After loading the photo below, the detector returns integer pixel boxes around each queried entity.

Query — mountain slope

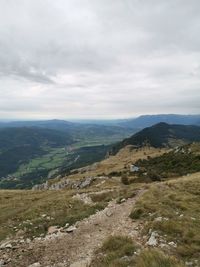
[111,122,200,154]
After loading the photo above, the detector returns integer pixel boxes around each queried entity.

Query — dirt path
[6,190,145,267]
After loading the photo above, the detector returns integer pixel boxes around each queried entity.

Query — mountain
[118,114,200,129]
[111,122,200,154]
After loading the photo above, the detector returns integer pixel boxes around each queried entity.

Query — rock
[120,198,126,203]
[78,177,94,189]
[70,258,91,267]
[73,193,93,205]
[64,223,69,228]
[185,262,193,266]
[146,232,158,246]
[65,226,77,233]
[47,226,59,235]
[0,260,5,267]
[28,263,41,267]
[155,217,163,222]
[168,241,177,247]
[5,244,12,249]
[106,210,113,217]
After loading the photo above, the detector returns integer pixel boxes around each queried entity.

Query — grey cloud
[0,0,199,119]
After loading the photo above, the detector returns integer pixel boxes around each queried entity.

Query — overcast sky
[0,0,200,120]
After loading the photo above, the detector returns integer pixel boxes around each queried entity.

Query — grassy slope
[0,189,105,241]
[91,236,184,267]
[130,172,200,263]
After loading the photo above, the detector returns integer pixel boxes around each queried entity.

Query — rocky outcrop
[32,176,109,191]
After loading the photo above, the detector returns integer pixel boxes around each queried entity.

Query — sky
[0,0,200,120]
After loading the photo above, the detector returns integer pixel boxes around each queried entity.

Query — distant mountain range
[0,114,199,130]
[111,122,200,154]
[117,114,200,129]
[0,119,134,143]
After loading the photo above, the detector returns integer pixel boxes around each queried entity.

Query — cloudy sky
[0,0,200,119]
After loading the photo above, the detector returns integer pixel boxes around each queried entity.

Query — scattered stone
[28,263,41,267]
[120,198,126,203]
[185,262,193,266]
[155,217,162,222]
[64,223,69,228]
[70,258,91,267]
[48,226,59,235]
[65,226,77,233]
[106,210,113,217]
[146,232,158,246]
[5,244,12,249]
[179,214,184,217]
[0,260,5,267]
[168,241,177,247]
[73,193,93,205]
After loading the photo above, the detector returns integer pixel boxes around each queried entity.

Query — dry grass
[65,146,168,180]
[0,189,105,241]
[135,249,184,267]
[130,172,200,263]
[90,235,138,267]
[90,236,184,267]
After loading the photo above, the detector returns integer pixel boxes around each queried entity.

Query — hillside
[111,123,200,155]
[0,171,199,266]
[0,127,73,151]
[0,127,74,187]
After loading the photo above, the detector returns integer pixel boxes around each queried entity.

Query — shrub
[130,207,144,219]
[121,175,129,185]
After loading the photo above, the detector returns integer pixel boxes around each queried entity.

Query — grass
[0,189,105,241]
[135,249,184,267]
[129,172,200,263]
[90,236,184,267]
[90,236,138,267]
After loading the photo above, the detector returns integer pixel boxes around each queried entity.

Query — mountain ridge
[111,122,200,155]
